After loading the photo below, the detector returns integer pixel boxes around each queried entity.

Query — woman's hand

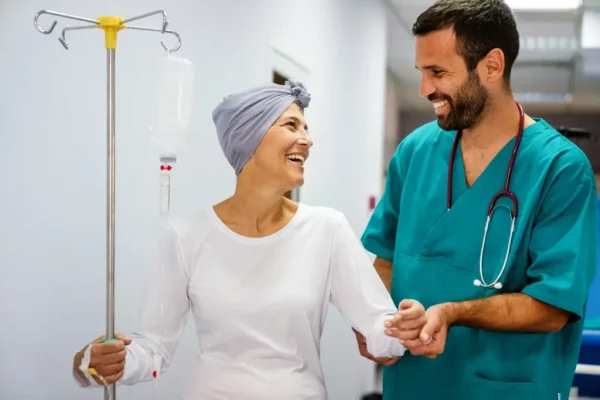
[73,333,131,385]
[353,328,400,366]
[401,304,449,359]
[384,299,427,343]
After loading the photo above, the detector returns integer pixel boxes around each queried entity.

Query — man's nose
[419,76,435,99]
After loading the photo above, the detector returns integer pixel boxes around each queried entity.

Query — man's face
[415,28,489,131]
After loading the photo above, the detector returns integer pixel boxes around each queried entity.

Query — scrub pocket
[468,373,536,400]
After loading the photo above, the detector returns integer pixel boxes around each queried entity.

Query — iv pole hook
[34,10,97,34]
[58,25,98,50]
[162,31,182,53]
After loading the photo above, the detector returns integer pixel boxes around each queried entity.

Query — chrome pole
[106,47,117,400]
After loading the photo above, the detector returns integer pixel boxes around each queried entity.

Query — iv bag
[151,55,195,155]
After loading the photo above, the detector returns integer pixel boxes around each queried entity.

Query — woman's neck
[214,178,297,237]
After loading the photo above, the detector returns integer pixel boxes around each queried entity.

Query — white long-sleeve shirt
[79,204,405,399]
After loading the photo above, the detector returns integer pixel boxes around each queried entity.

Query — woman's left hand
[384,299,427,342]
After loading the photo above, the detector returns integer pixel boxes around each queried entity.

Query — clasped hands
[354,300,449,365]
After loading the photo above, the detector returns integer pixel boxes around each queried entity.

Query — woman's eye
[286,122,296,128]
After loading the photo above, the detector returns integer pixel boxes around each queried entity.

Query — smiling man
[357,0,598,399]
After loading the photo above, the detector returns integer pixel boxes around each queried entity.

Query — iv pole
[33,9,183,400]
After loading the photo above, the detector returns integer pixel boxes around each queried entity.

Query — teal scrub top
[361,118,598,400]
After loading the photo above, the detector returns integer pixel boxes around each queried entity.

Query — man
[357,1,598,399]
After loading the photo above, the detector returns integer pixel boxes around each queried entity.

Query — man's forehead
[415,28,458,63]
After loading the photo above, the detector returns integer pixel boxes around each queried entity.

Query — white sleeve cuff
[365,314,407,358]
[73,344,104,388]
[72,368,91,388]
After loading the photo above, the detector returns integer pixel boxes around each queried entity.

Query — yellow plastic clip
[88,367,98,376]
[96,16,126,49]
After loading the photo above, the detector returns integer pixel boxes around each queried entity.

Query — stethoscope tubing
[446,102,525,289]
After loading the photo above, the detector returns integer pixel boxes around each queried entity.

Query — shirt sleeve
[522,175,598,322]
[361,148,404,261]
[114,219,191,386]
[330,214,406,358]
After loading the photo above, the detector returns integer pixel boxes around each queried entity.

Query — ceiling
[384,0,600,113]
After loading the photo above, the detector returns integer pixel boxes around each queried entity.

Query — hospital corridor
[2,0,600,399]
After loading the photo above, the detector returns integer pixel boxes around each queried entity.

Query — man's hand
[353,329,400,366]
[401,304,449,359]
[383,299,427,342]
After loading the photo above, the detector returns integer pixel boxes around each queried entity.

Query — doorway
[273,70,287,86]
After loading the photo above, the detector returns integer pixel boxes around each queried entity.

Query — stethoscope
[447,102,524,290]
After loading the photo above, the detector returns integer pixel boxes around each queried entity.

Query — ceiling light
[505,0,582,11]
[581,11,600,49]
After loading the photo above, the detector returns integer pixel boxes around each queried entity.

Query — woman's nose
[297,137,313,148]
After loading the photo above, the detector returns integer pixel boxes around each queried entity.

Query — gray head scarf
[212,80,311,175]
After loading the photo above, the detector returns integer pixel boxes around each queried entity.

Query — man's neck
[461,93,523,151]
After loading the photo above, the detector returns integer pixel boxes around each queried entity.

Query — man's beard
[430,72,489,131]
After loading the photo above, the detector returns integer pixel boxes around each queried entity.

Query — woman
[72,81,426,399]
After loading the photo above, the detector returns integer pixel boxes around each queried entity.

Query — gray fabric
[212,80,311,175]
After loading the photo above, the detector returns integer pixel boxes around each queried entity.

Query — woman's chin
[292,172,305,186]
[283,177,304,192]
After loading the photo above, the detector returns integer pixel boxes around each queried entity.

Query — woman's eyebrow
[287,116,308,131]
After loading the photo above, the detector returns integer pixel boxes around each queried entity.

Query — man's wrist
[439,302,459,326]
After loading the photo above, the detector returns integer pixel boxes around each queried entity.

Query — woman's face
[243,102,312,191]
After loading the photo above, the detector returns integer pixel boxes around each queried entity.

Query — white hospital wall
[0,0,388,399]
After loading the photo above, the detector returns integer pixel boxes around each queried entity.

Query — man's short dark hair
[412,0,520,86]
